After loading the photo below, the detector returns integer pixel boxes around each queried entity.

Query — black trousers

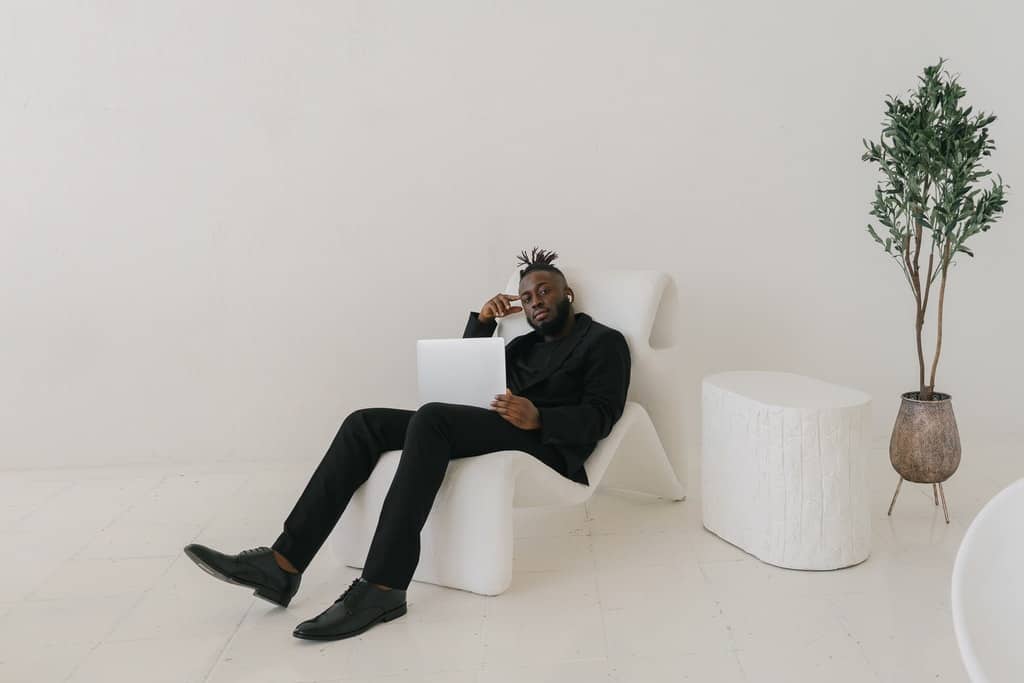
[271,401,573,590]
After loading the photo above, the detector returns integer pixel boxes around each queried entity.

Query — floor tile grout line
[834,611,886,683]
[583,500,615,677]
[0,457,310,476]
[478,503,594,673]
[695,557,750,676]
[728,649,750,681]
[17,475,171,601]
[2,480,76,530]
[69,468,257,566]
[60,549,186,682]
[187,470,261,543]
[202,600,256,683]
[67,472,173,563]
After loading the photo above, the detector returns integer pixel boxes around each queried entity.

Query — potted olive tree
[862,59,1008,523]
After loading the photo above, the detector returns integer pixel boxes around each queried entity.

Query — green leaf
[861,58,1006,279]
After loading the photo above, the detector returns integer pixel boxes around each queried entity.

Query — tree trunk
[928,242,952,397]
[916,308,928,399]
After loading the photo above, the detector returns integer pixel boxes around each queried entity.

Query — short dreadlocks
[517,247,566,283]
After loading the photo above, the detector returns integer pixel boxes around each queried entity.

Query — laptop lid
[416,338,506,410]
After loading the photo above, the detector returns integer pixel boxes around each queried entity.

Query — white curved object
[952,478,1024,683]
[701,371,872,570]
[328,268,685,595]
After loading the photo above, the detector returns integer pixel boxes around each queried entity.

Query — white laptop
[416,338,507,410]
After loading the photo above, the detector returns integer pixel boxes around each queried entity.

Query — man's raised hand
[491,388,541,430]
[478,293,523,323]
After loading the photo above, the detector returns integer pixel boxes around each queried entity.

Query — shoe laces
[238,546,270,556]
[334,578,363,604]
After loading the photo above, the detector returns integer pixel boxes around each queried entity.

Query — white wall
[2,0,1021,472]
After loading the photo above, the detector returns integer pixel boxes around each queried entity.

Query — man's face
[519,271,573,336]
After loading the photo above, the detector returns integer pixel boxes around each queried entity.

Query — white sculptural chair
[952,477,1024,682]
[327,268,685,595]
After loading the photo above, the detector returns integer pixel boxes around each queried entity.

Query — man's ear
[567,289,574,303]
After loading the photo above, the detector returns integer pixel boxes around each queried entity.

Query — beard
[530,295,573,336]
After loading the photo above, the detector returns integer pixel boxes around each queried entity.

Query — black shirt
[508,335,570,394]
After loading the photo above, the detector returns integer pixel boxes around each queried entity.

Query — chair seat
[329,401,683,594]
[362,448,591,508]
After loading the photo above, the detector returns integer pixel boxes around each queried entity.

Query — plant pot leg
[937,482,950,524]
[933,484,939,506]
[887,476,904,516]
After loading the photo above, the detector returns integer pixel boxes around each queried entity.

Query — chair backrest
[494,268,682,472]
[952,477,1024,682]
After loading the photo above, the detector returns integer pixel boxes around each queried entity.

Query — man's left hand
[491,388,541,430]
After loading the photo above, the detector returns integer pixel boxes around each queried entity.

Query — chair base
[329,402,684,595]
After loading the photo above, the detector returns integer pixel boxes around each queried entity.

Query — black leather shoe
[292,578,407,641]
[183,544,301,607]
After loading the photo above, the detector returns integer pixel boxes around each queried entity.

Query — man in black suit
[183,247,631,641]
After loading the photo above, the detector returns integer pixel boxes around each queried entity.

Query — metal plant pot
[886,391,962,523]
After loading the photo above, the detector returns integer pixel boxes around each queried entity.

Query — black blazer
[463,311,631,486]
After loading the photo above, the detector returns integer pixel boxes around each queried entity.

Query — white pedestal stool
[701,371,872,570]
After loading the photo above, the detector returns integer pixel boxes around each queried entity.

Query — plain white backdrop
[2,1,1021,472]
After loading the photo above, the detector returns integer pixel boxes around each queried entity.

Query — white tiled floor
[1,439,1018,682]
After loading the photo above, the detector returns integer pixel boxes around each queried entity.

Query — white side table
[701,371,872,570]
